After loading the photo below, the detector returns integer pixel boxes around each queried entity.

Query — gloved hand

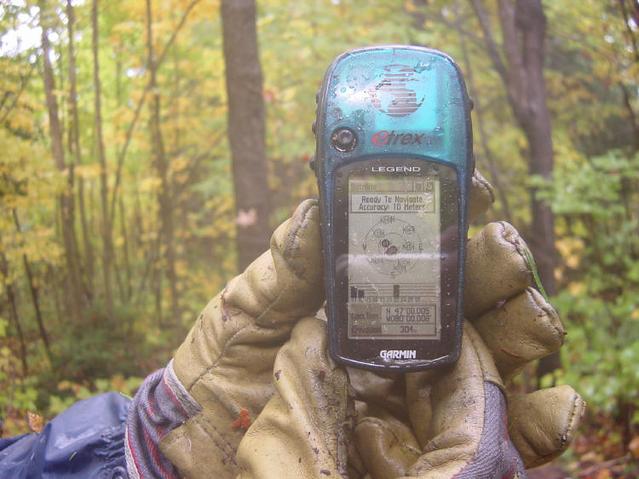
[139,170,584,479]
[155,198,325,477]
[232,172,585,479]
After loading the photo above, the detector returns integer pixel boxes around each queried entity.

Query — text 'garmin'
[379,350,417,360]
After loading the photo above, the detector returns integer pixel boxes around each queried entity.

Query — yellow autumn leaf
[27,411,44,433]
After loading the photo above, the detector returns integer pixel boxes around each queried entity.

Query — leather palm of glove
[160,171,585,479]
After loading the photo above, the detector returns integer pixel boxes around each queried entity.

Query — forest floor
[530,457,638,479]
[527,419,639,479]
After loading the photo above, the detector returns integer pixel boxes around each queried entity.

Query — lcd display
[348,172,441,339]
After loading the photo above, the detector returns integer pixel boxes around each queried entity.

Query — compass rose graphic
[363,215,423,277]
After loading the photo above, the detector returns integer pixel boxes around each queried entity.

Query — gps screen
[347,172,441,339]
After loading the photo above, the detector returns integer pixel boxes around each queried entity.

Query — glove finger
[358,325,533,479]
[354,414,421,479]
[236,316,353,479]
[468,168,495,222]
[162,200,324,479]
[508,386,585,469]
[472,287,565,381]
[464,221,539,319]
[225,198,323,326]
[404,324,526,478]
[173,199,323,395]
[347,367,406,421]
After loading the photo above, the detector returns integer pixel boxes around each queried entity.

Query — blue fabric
[0,392,130,479]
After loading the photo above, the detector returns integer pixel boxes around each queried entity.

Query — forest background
[1,0,638,477]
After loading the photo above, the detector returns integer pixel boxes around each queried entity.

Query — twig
[109,0,203,227]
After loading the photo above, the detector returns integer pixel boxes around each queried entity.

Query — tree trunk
[119,197,133,301]
[455,12,513,223]
[504,0,560,377]
[112,47,128,304]
[220,0,272,271]
[146,0,180,323]
[67,0,94,302]
[78,177,95,297]
[110,0,200,231]
[0,254,28,376]
[39,0,84,323]
[48,264,63,326]
[91,0,115,319]
[13,210,53,366]
[470,0,560,377]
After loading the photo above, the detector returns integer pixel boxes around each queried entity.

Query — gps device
[312,46,473,371]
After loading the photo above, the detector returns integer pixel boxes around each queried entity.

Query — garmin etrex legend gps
[312,46,474,371]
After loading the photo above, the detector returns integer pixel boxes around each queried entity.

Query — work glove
[140,170,583,478]
[155,198,324,477]
[233,172,585,479]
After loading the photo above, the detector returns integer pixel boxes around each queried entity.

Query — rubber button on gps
[331,128,357,152]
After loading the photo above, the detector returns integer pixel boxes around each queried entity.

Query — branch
[454,6,513,222]
[468,0,509,83]
[620,83,639,151]
[0,62,36,124]
[431,9,487,51]
[618,0,639,63]
[109,0,202,226]
[172,143,224,198]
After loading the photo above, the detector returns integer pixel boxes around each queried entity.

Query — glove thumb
[236,317,354,478]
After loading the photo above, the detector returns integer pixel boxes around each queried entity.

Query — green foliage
[47,376,143,416]
[0,317,38,435]
[536,152,639,419]
[50,304,151,382]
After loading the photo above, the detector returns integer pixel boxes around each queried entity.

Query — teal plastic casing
[314,45,473,371]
